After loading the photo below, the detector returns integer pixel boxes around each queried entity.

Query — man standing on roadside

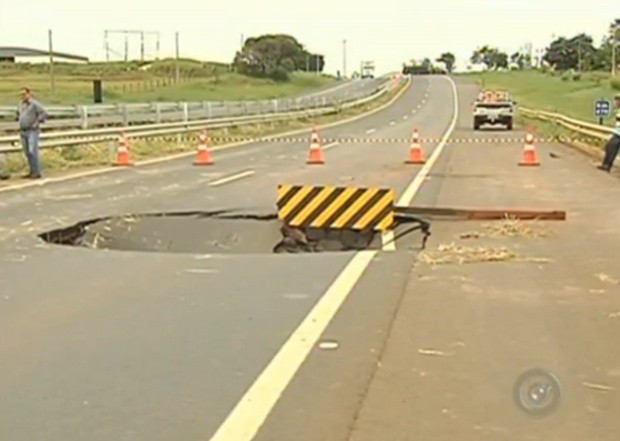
[18,87,46,179]
[598,93,620,172]
[0,153,9,180]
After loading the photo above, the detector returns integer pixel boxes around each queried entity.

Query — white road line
[208,170,255,187]
[381,76,459,251]
[403,115,408,120]
[411,109,416,114]
[398,77,459,206]
[365,128,376,134]
[208,251,377,441]
[323,142,340,150]
[207,76,458,441]
[381,230,396,251]
[389,121,396,126]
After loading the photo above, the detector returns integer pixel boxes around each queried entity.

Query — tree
[510,51,532,70]
[543,33,596,71]
[470,46,508,69]
[436,52,456,73]
[233,34,325,81]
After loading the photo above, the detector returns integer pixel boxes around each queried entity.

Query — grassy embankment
[465,70,619,142]
[0,59,336,104]
[0,72,402,179]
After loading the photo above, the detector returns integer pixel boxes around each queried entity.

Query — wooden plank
[394,206,566,221]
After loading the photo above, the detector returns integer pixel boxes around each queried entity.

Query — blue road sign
[595,99,611,118]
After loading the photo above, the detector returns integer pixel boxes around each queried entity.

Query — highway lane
[0,75,457,441]
[348,76,620,441]
[0,76,435,238]
[0,78,386,132]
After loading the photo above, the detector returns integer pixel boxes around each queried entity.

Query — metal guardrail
[0,77,405,154]
[519,107,614,140]
[0,79,386,130]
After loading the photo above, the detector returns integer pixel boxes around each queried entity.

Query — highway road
[0,77,386,132]
[1,75,619,441]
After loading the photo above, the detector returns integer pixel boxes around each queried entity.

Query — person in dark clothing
[0,153,9,180]
[17,87,47,179]
[598,94,620,172]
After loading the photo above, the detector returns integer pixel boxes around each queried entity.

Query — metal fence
[519,107,614,140]
[0,77,404,154]
[0,79,387,130]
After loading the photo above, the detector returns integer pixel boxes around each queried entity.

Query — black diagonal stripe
[343,190,389,229]
[303,187,346,226]
[367,201,395,231]
[277,185,302,210]
[322,189,367,227]
[283,186,324,224]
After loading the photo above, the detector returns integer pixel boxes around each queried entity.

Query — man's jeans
[20,129,41,176]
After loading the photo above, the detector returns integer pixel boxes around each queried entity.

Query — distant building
[0,47,89,64]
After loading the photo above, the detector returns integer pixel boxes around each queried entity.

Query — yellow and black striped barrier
[277,184,395,232]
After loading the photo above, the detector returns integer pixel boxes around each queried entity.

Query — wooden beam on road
[395,206,566,221]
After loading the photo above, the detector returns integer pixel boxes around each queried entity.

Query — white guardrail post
[79,106,88,130]
[182,102,189,123]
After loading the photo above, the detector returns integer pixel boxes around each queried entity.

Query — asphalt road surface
[2,75,619,441]
[0,77,386,132]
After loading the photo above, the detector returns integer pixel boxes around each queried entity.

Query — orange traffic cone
[519,131,540,166]
[306,128,325,164]
[405,128,426,164]
[193,129,214,165]
[114,131,133,166]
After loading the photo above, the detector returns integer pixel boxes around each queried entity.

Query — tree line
[403,19,619,74]
[232,34,325,81]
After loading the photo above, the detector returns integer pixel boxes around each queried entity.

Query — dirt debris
[418,243,518,265]
[457,216,549,240]
[595,273,619,285]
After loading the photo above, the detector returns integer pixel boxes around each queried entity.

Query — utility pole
[48,29,55,96]
[342,39,347,78]
[124,34,128,62]
[175,31,180,83]
[612,20,619,76]
[578,37,582,71]
[104,30,109,61]
[140,31,145,61]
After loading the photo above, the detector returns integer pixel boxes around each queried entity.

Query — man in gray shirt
[18,87,47,179]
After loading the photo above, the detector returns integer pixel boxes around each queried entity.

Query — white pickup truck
[473,90,516,131]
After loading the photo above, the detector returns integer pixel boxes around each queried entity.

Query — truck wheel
[507,120,513,130]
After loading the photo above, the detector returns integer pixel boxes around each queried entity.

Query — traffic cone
[193,129,214,165]
[518,131,540,166]
[114,131,133,166]
[306,128,325,164]
[405,128,426,164]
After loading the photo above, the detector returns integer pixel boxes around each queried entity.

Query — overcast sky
[0,0,616,74]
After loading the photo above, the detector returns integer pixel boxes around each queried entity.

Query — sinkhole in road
[38,210,385,254]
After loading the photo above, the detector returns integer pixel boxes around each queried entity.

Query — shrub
[612,78,620,91]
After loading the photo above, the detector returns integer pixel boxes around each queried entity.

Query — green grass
[468,70,618,124]
[0,59,336,105]
[0,80,407,179]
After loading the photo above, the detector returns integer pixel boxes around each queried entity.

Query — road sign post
[594,99,612,124]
